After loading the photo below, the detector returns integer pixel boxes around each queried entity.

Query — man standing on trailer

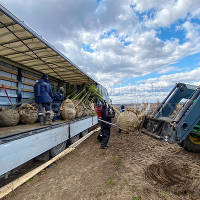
[52,87,65,120]
[100,104,115,149]
[34,74,53,125]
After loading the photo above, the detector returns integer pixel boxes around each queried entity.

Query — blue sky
[1,0,200,103]
[157,22,187,44]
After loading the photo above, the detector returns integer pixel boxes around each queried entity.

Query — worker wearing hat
[52,86,65,120]
[34,74,53,125]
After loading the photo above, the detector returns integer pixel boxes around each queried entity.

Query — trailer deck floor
[3,127,200,200]
[0,121,65,139]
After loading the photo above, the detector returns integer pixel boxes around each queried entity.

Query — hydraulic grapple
[140,83,200,152]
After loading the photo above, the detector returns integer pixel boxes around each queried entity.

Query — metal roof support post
[17,68,22,103]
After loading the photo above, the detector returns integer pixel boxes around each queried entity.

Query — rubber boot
[38,115,44,126]
[45,113,52,125]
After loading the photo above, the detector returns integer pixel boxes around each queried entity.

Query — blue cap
[42,74,48,79]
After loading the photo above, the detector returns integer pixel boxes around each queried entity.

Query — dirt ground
[3,126,200,200]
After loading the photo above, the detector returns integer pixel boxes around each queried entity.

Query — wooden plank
[0,84,17,90]
[0,57,42,81]
[0,147,75,199]
[22,73,38,81]
[0,127,100,199]
[22,88,33,92]
[0,75,17,83]
[0,66,36,87]
[22,81,34,87]
[0,66,18,75]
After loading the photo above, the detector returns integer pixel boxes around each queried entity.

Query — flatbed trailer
[0,116,98,177]
[0,5,110,181]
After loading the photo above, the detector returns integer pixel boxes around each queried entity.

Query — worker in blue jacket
[52,87,65,121]
[34,74,53,125]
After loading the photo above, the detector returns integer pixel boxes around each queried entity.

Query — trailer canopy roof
[0,5,96,84]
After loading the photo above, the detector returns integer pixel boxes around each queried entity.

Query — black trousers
[38,103,51,115]
[101,127,111,147]
[52,102,62,120]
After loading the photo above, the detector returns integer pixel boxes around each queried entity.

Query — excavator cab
[140,83,200,152]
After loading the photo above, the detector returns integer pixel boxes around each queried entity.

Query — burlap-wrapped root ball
[75,105,84,118]
[61,108,76,120]
[72,100,79,108]
[90,103,95,112]
[61,99,75,108]
[19,104,38,124]
[80,103,88,117]
[84,108,91,116]
[90,102,97,115]
[72,100,83,118]
[117,111,140,132]
[60,99,76,120]
[0,108,20,127]
[88,105,94,116]
[134,110,144,125]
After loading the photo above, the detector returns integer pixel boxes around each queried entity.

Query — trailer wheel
[70,134,80,144]
[81,129,88,137]
[182,134,200,153]
[50,141,67,157]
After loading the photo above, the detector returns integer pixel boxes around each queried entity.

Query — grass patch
[69,148,77,154]
[26,177,34,183]
[162,191,169,199]
[132,196,141,200]
[107,178,115,186]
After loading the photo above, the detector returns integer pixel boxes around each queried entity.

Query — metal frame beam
[16,54,59,63]
[52,76,86,80]
[53,76,88,81]
[0,28,25,38]
[26,62,72,68]
[0,6,96,84]
[0,21,16,28]
[47,69,80,75]
[58,74,85,78]
[1,21,64,80]
[17,68,22,103]
[0,47,48,56]
[0,36,35,46]
[28,64,81,76]
[22,60,67,65]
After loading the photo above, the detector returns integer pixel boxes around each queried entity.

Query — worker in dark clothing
[34,74,53,125]
[52,87,65,121]
[97,101,104,142]
[119,104,125,133]
[100,104,115,149]
[97,100,107,142]
[120,104,125,113]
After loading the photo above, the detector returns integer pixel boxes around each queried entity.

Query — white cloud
[59,20,200,88]
[110,67,200,103]
[145,0,200,27]
[132,0,167,12]
[1,0,200,104]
